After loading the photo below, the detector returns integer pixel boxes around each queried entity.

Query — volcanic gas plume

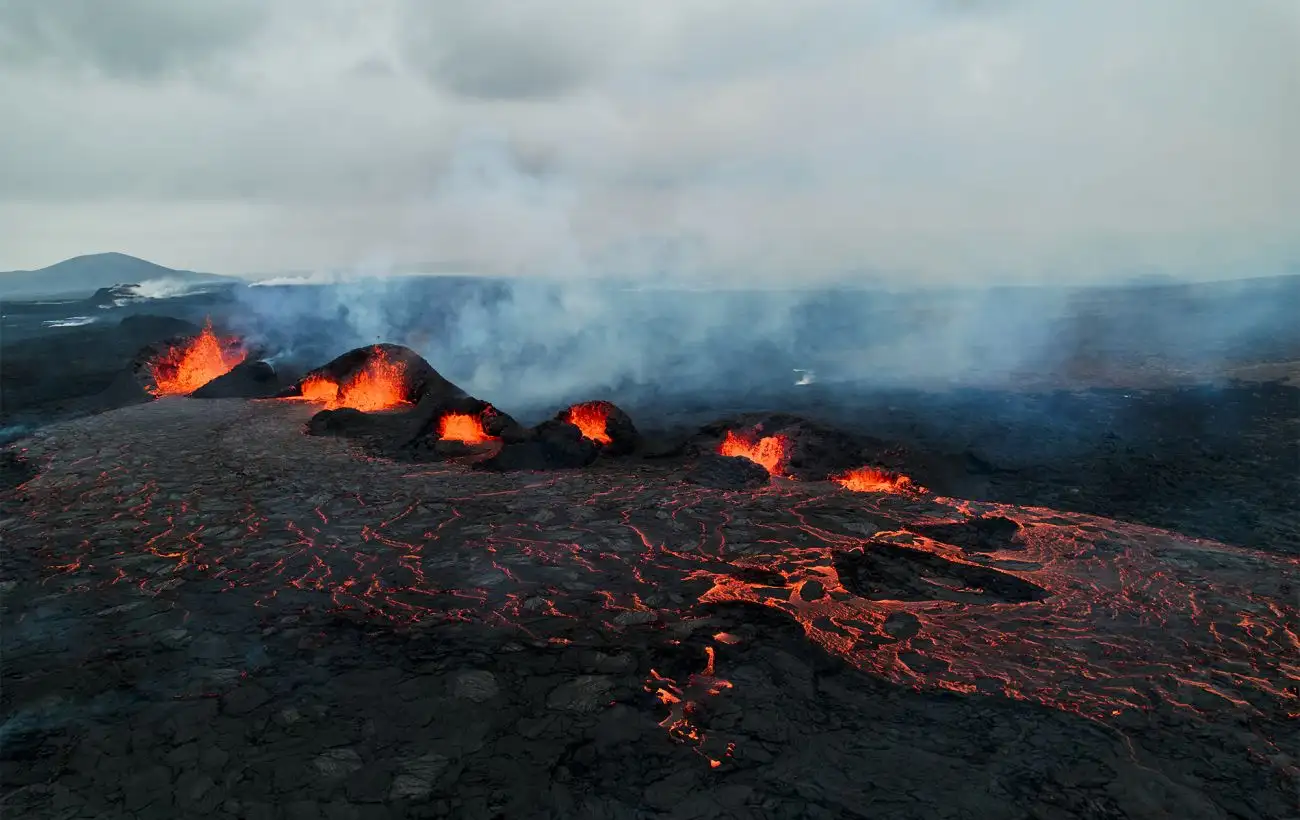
[147,322,246,397]
[564,402,613,445]
[718,429,789,476]
[298,348,409,412]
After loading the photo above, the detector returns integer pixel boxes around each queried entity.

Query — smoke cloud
[227,134,1297,418]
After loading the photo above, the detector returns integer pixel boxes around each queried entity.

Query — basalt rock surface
[190,360,283,399]
[685,454,772,489]
[477,418,599,472]
[2,398,1295,819]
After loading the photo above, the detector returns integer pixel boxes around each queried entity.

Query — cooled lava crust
[2,397,1296,818]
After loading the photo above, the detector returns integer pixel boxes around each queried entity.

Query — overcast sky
[1,0,1297,282]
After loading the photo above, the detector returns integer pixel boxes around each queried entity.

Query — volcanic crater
[2,338,1297,819]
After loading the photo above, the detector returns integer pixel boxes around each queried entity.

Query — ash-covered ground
[2,277,1298,819]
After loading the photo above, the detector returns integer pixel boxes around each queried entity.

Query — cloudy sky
[1,0,1297,283]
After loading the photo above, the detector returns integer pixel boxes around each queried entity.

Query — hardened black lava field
[1,280,1298,819]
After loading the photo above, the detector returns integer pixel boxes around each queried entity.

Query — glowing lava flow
[147,322,245,396]
[718,430,788,475]
[564,403,613,445]
[438,413,496,444]
[835,466,919,494]
[297,349,409,412]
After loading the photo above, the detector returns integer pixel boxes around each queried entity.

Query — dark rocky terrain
[1,275,1298,818]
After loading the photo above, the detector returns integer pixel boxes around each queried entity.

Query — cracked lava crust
[1,398,1297,819]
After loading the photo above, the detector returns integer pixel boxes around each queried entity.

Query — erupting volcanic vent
[146,321,245,396]
[564,402,612,445]
[438,412,497,444]
[554,400,638,456]
[835,466,919,494]
[718,429,789,476]
[298,347,408,412]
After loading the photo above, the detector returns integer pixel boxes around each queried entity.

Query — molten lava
[148,322,246,396]
[834,466,917,494]
[718,430,788,476]
[564,402,613,445]
[438,412,496,444]
[299,375,341,405]
[297,349,409,412]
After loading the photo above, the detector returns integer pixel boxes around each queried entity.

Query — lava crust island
[1,355,1297,818]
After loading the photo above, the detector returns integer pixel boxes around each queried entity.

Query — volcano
[145,321,246,396]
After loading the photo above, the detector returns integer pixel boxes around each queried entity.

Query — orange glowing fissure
[438,412,497,444]
[297,350,409,412]
[148,322,246,396]
[718,430,788,476]
[565,403,613,445]
[834,466,918,494]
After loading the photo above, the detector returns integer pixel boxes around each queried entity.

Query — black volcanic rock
[912,515,1024,553]
[191,361,282,399]
[305,408,427,448]
[686,454,771,489]
[555,400,639,456]
[477,419,599,472]
[118,314,200,340]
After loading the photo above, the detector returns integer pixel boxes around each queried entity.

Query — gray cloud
[0,0,270,80]
[0,0,1296,282]
[397,0,626,100]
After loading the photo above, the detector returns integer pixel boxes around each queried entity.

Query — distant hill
[0,253,237,299]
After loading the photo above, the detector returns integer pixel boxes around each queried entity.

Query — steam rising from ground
[226,132,1297,415]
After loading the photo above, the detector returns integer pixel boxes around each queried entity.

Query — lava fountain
[834,467,919,494]
[718,430,789,476]
[438,412,497,444]
[298,348,409,412]
[148,322,246,396]
[564,402,613,445]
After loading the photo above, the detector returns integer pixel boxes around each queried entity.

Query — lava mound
[696,413,887,481]
[99,322,252,408]
[404,397,527,461]
[833,539,1048,604]
[191,361,284,399]
[555,401,639,455]
[282,344,462,410]
[473,400,641,472]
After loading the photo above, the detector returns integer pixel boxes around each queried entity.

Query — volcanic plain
[2,278,1299,819]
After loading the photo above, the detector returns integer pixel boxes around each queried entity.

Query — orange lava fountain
[718,430,788,476]
[834,466,918,494]
[438,412,496,444]
[297,349,409,412]
[148,322,246,396]
[564,403,613,445]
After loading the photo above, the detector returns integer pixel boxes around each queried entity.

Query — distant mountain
[0,252,237,299]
